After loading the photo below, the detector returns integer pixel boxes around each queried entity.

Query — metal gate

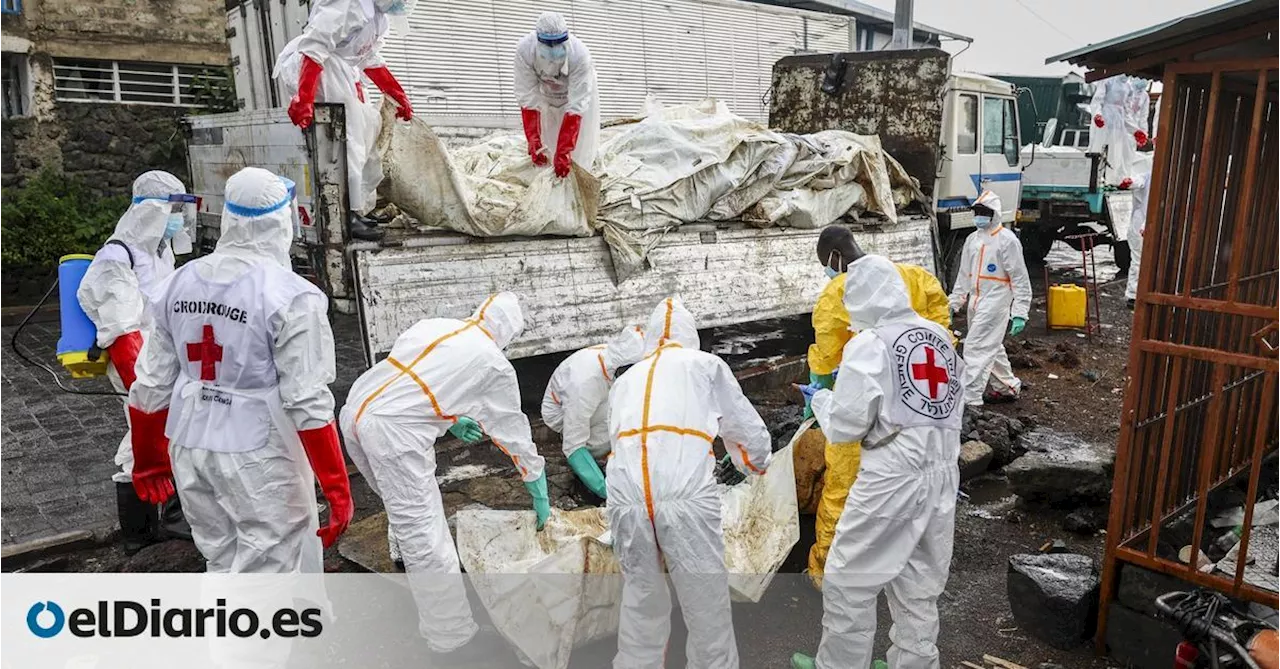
[1099,56,1280,639]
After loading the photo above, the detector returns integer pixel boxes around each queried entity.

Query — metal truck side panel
[353,219,937,362]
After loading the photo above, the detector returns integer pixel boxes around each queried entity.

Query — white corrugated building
[229,0,970,124]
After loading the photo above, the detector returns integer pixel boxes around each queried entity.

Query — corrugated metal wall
[376,0,854,124]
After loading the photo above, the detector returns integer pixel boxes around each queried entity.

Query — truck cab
[935,73,1023,227]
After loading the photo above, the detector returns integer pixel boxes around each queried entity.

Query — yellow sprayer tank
[1047,284,1087,329]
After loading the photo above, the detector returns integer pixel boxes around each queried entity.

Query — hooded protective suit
[806,255,963,669]
[1125,165,1154,302]
[606,297,772,669]
[805,262,951,587]
[274,0,415,215]
[1089,75,1149,185]
[542,325,646,460]
[338,292,544,652]
[514,11,601,176]
[948,191,1032,405]
[128,167,349,574]
[78,171,189,484]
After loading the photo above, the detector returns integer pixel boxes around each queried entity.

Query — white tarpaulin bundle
[455,440,799,669]
[377,98,919,279]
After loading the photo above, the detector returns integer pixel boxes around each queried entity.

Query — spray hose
[8,275,128,398]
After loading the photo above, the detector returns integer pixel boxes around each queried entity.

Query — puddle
[963,475,1015,506]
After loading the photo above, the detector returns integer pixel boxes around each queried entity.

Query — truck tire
[1019,223,1054,266]
[1113,241,1131,274]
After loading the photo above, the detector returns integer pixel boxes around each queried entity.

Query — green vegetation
[1,169,129,268]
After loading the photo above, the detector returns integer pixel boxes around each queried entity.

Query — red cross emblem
[910,346,950,399]
[186,324,223,381]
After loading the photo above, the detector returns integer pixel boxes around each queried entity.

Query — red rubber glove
[553,112,583,178]
[521,108,548,166]
[298,422,353,548]
[364,66,412,121]
[1118,177,1133,189]
[288,56,324,129]
[129,406,175,504]
[1134,129,1149,147]
[107,330,143,391]
[1094,113,1105,128]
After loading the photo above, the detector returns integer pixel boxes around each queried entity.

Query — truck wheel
[1019,224,1054,266]
[1113,241,1131,274]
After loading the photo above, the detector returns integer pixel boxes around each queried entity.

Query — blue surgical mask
[824,266,839,279]
[381,0,407,15]
[973,215,994,229]
[164,213,185,240]
[537,43,567,62]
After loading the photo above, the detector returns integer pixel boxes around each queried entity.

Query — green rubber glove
[567,448,607,499]
[1009,316,1027,337]
[448,416,483,443]
[802,372,835,419]
[790,653,815,669]
[524,472,551,530]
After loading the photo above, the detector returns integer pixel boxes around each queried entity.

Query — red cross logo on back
[186,324,223,381]
[910,346,949,399]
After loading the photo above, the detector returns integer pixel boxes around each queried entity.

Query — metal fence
[1098,56,1280,640]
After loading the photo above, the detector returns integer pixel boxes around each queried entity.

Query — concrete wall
[10,0,226,65]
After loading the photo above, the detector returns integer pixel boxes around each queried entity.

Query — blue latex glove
[524,472,551,530]
[1009,316,1027,337]
[567,448,607,499]
[448,416,484,443]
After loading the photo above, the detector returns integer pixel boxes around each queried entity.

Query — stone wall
[2,101,189,195]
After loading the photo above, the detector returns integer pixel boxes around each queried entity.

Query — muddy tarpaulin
[376,98,920,281]
[454,439,799,669]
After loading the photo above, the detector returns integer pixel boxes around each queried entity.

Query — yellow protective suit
[806,263,951,588]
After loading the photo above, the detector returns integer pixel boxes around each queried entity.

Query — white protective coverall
[130,167,336,574]
[338,292,545,652]
[809,255,963,668]
[1125,166,1154,301]
[1089,75,1149,185]
[948,191,1032,406]
[274,0,395,214]
[606,297,772,669]
[513,13,601,171]
[541,326,645,460]
[79,171,188,483]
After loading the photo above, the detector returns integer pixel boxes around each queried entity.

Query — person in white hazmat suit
[1089,75,1150,185]
[790,255,964,669]
[78,171,195,554]
[1124,164,1154,308]
[127,167,353,574]
[275,0,418,242]
[514,11,601,178]
[338,292,548,653]
[948,190,1032,406]
[540,325,646,499]
[607,297,773,669]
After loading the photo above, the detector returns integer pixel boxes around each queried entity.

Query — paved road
[1,313,369,547]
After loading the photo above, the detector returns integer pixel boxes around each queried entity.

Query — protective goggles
[536,32,569,46]
[133,192,202,213]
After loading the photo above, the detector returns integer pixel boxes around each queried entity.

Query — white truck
[183,103,938,366]
[769,49,1026,285]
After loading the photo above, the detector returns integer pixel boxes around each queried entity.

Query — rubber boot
[348,212,385,242]
[160,493,192,541]
[116,481,157,556]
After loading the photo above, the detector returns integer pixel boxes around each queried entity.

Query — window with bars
[1,0,21,15]
[53,59,221,107]
[3,53,29,118]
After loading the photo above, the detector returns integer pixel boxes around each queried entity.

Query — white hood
[470,291,524,350]
[111,170,187,252]
[643,297,699,354]
[603,325,646,370]
[842,255,916,331]
[215,167,296,268]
